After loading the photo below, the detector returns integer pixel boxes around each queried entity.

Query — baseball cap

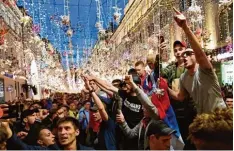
[22,109,39,119]
[90,104,99,112]
[146,120,176,136]
[173,40,187,48]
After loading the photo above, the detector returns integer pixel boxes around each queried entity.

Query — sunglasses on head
[183,51,194,57]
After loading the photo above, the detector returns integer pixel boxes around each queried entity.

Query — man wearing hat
[14,109,39,135]
[161,40,186,90]
[83,77,117,150]
[161,40,197,150]
[115,75,184,150]
[168,8,226,114]
[84,71,143,150]
[147,120,176,150]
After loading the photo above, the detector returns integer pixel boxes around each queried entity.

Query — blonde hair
[146,55,155,63]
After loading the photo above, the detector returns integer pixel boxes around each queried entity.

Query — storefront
[0,74,26,103]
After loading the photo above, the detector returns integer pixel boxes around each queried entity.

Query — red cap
[173,40,187,48]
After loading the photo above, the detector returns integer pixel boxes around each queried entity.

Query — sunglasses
[182,51,194,57]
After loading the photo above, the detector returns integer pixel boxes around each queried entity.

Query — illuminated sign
[217,52,233,60]
[221,60,233,84]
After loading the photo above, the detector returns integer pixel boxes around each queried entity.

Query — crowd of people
[0,8,233,150]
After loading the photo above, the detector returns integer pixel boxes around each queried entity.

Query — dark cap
[147,120,176,136]
[22,109,39,119]
[173,40,187,48]
[21,109,39,122]
[128,68,137,75]
[90,104,98,112]
[132,74,141,85]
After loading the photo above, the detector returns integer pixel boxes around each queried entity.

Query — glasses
[182,51,194,57]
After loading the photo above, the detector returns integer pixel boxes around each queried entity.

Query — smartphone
[160,35,164,44]
[1,104,23,119]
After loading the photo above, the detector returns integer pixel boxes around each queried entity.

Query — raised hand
[0,120,13,139]
[83,77,92,92]
[84,73,96,81]
[173,7,188,29]
[124,75,134,85]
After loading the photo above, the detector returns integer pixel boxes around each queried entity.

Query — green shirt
[161,62,185,88]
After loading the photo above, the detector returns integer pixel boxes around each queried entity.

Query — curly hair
[188,108,233,149]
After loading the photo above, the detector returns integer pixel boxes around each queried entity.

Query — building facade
[0,0,25,103]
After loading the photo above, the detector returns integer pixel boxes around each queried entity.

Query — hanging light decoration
[219,0,232,5]
[95,21,103,29]
[61,15,70,26]
[113,6,122,24]
[32,24,41,34]
[187,0,203,23]
[20,16,32,26]
[66,29,73,37]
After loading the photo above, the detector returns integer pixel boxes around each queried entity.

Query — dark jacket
[7,134,59,150]
[7,134,94,150]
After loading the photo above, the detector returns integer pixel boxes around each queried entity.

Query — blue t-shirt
[78,110,89,130]
[98,118,116,150]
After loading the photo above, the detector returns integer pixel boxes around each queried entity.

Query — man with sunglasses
[161,43,197,149]
[168,8,226,114]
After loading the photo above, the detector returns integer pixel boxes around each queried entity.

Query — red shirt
[140,71,147,87]
[89,111,101,132]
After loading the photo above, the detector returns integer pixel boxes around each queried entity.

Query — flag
[151,77,185,150]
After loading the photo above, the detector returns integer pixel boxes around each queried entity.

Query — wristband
[90,89,95,93]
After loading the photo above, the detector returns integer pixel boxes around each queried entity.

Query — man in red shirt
[135,61,147,87]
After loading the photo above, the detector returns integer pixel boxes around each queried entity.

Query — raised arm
[85,75,119,93]
[96,82,114,97]
[83,77,108,121]
[173,7,213,69]
[125,75,159,120]
[1,122,58,150]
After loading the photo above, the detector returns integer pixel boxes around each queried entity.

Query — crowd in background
[0,8,233,150]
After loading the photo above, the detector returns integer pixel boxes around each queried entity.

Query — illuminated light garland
[61,15,70,26]
[20,16,32,26]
